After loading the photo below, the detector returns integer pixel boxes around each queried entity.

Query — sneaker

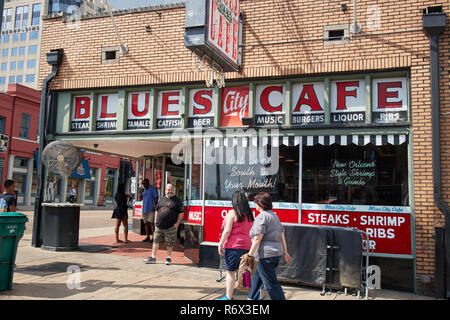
[142,238,150,243]
[215,295,232,300]
[143,256,156,264]
[166,257,172,265]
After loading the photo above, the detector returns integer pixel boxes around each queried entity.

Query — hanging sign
[96,94,118,131]
[188,88,215,128]
[156,90,182,129]
[206,0,241,70]
[372,78,408,124]
[330,79,366,125]
[220,86,249,127]
[254,84,285,126]
[291,82,325,126]
[127,92,151,129]
[71,95,91,131]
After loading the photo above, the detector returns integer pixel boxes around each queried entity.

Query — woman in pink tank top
[216,190,254,300]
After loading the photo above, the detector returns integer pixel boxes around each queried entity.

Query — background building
[0,0,99,92]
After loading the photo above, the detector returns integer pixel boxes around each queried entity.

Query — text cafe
[65,71,413,287]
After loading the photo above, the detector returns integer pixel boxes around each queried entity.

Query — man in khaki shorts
[143,184,184,265]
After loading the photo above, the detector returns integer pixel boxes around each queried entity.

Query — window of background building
[49,0,82,15]
[2,8,13,30]
[84,168,97,205]
[0,77,5,85]
[302,143,409,206]
[27,59,36,68]
[28,45,37,54]
[2,49,8,57]
[32,4,41,26]
[20,113,30,139]
[29,31,39,40]
[1,63,6,71]
[17,61,24,69]
[12,33,19,42]
[105,169,116,202]
[15,6,22,29]
[0,117,5,134]
[18,47,25,56]
[2,34,9,43]
[12,172,26,205]
[20,32,27,41]
[26,74,35,83]
[11,47,17,56]
[8,75,15,84]
[22,6,29,27]
[16,75,23,83]
[10,61,16,70]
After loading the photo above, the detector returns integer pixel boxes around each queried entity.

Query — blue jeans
[248,256,286,300]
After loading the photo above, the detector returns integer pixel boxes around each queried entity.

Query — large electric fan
[42,141,83,176]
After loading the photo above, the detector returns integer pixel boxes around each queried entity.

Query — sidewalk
[0,210,437,301]
[0,228,436,301]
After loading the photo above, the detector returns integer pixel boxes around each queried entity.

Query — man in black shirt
[143,184,183,265]
[0,180,17,212]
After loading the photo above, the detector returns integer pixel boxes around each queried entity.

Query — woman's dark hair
[117,183,125,195]
[232,190,254,223]
[254,192,273,211]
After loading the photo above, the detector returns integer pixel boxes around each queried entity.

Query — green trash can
[0,212,28,291]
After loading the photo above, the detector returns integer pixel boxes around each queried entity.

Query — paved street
[0,210,436,301]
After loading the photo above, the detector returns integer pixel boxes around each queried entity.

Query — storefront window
[302,143,409,206]
[190,140,203,200]
[204,143,298,202]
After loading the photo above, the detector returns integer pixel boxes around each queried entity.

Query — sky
[108,0,185,10]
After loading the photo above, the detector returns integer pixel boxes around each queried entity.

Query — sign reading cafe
[69,76,409,132]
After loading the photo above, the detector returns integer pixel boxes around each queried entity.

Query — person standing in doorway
[143,184,183,265]
[111,183,130,244]
[0,179,17,212]
[141,178,159,242]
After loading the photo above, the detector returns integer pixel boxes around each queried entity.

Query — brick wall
[38,1,450,295]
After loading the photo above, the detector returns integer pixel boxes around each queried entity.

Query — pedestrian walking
[111,183,130,244]
[216,190,254,300]
[140,178,159,242]
[247,192,292,300]
[143,184,183,265]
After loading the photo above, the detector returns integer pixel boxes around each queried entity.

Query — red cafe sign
[220,86,249,127]
[207,0,240,68]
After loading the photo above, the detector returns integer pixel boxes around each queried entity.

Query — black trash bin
[41,203,83,251]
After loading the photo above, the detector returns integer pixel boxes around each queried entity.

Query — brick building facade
[38,1,449,296]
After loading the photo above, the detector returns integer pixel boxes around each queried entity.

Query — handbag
[235,253,258,292]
